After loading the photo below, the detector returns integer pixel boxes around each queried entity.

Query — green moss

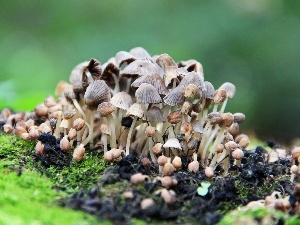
[36,151,108,193]
[0,133,35,162]
[0,161,104,225]
[218,207,299,225]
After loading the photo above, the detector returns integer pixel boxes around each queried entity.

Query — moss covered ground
[0,133,299,225]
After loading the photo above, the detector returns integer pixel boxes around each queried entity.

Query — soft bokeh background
[0,0,299,144]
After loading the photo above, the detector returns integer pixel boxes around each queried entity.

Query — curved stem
[125,117,137,155]
[72,99,86,120]
[81,122,92,146]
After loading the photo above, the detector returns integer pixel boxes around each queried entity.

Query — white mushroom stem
[81,122,92,146]
[108,113,117,148]
[125,78,132,93]
[72,99,86,120]
[197,122,212,157]
[125,116,137,155]
[111,73,120,94]
[209,126,226,161]
[201,126,219,165]
[168,125,176,139]
[101,134,108,154]
[219,98,228,113]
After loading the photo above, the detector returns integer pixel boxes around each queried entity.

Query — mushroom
[125,103,144,155]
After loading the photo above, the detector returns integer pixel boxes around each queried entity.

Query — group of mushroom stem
[2,46,298,180]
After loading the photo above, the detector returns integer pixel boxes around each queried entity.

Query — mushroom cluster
[0,47,259,178]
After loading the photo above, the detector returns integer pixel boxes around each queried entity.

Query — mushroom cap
[120,59,164,78]
[131,73,169,96]
[163,85,185,106]
[110,91,133,110]
[164,66,186,87]
[97,102,116,117]
[84,58,102,80]
[233,113,246,124]
[63,85,76,102]
[63,109,76,119]
[191,120,204,133]
[100,58,120,85]
[126,103,144,118]
[129,47,151,59]
[115,51,136,67]
[178,59,203,74]
[135,83,162,104]
[180,71,204,89]
[167,109,182,124]
[163,137,182,150]
[84,80,111,109]
[184,84,201,99]
[156,53,176,70]
[69,61,89,93]
[219,82,236,99]
[202,81,215,99]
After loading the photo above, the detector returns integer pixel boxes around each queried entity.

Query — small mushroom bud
[167,109,182,124]
[188,153,199,173]
[104,150,113,162]
[235,134,248,144]
[73,118,85,131]
[28,126,40,140]
[172,156,182,169]
[34,103,48,117]
[205,166,214,178]
[268,150,279,163]
[25,119,35,130]
[225,141,238,151]
[228,123,239,137]
[3,124,13,133]
[232,148,244,160]
[160,188,176,204]
[44,95,57,108]
[20,132,30,140]
[73,144,85,161]
[130,173,149,185]
[111,148,123,159]
[291,147,300,159]
[163,158,175,176]
[145,126,156,137]
[215,144,224,154]
[238,136,250,149]
[152,143,163,155]
[157,176,178,189]
[35,141,44,155]
[122,191,134,200]
[233,113,246,124]
[14,126,27,136]
[291,165,299,174]
[68,128,77,140]
[60,136,71,152]
[157,155,168,166]
[141,198,155,210]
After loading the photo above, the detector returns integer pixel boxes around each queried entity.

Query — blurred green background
[0,0,299,144]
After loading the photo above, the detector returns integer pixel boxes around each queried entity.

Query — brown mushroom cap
[219,82,236,99]
[97,102,116,117]
[156,53,176,70]
[84,80,111,109]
